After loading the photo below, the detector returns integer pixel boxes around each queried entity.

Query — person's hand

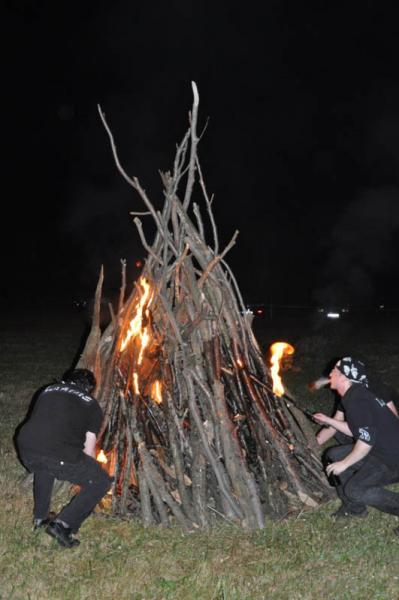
[326,461,347,476]
[312,412,329,424]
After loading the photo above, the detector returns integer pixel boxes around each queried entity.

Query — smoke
[314,187,399,306]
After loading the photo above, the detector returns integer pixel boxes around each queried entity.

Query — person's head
[329,357,368,396]
[63,369,96,394]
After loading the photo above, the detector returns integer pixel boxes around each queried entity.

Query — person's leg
[334,431,353,445]
[20,454,55,523]
[324,444,368,515]
[55,455,112,533]
[344,456,399,516]
[33,470,55,521]
[324,443,354,464]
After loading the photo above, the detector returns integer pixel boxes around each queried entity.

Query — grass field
[0,307,398,599]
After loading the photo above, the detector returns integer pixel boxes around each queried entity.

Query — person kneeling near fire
[313,357,399,534]
[16,369,112,548]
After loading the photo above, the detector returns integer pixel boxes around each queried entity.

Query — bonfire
[77,83,333,530]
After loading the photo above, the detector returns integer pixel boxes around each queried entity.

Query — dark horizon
[3,2,399,309]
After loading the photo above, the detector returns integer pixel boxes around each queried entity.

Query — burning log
[77,82,333,530]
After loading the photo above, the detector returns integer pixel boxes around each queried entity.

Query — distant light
[326,312,340,319]
[256,309,263,315]
[135,260,143,268]
[379,304,385,310]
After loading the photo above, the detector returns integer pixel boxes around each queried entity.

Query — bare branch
[97,104,162,232]
[133,217,164,266]
[196,157,219,254]
[118,258,127,315]
[182,82,200,210]
[197,230,239,289]
[193,203,205,241]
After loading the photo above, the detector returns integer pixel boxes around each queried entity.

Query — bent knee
[95,471,112,489]
[325,447,339,462]
[86,470,113,493]
[344,479,366,502]
[104,474,113,492]
[325,444,351,462]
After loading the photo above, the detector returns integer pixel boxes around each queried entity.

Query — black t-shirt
[368,378,399,410]
[342,383,399,466]
[336,378,399,412]
[17,382,103,463]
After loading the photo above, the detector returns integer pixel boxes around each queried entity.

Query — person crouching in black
[313,357,399,535]
[16,368,112,548]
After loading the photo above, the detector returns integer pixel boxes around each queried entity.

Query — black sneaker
[45,521,80,548]
[33,518,50,530]
[33,512,56,530]
[332,504,368,519]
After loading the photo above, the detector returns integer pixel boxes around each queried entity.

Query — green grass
[0,309,398,599]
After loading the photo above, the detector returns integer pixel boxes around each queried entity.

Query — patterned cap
[335,357,368,386]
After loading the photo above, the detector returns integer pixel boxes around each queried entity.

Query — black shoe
[33,512,56,530]
[332,504,368,519]
[45,521,80,548]
[33,518,50,530]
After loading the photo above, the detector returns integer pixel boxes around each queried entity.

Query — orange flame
[132,372,140,395]
[151,380,162,404]
[269,342,294,397]
[137,327,150,365]
[97,449,108,464]
[120,277,153,352]
[96,450,113,500]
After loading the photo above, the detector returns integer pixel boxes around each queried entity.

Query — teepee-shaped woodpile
[77,83,332,530]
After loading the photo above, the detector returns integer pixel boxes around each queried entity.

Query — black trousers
[21,453,112,533]
[325,443,399,516]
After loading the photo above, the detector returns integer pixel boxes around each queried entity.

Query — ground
[0,305,398,599]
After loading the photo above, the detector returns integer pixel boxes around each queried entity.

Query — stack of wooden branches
[77,83,333,530]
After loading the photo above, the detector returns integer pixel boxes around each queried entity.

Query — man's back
[17,383,102,463]
[343,383,399,466]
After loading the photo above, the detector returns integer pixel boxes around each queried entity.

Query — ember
[96,449,108,464]
[151,380,162,404]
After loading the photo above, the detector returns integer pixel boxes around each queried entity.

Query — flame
[269,342,294,397]
[151,380,162,404]
[120,277,153,352]
[137,326,150,365]
[133,372,140,395]
[97,449,108,464]
[119,277,165,407]
[96,450,113,503]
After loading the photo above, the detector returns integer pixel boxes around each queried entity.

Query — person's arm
[313,410,353,437]
[83,431,97,458]
[315,410,347,445]
[326,439,372,475]
[387,401,398,418]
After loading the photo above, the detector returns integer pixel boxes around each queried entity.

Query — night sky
[3,1,399,309]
